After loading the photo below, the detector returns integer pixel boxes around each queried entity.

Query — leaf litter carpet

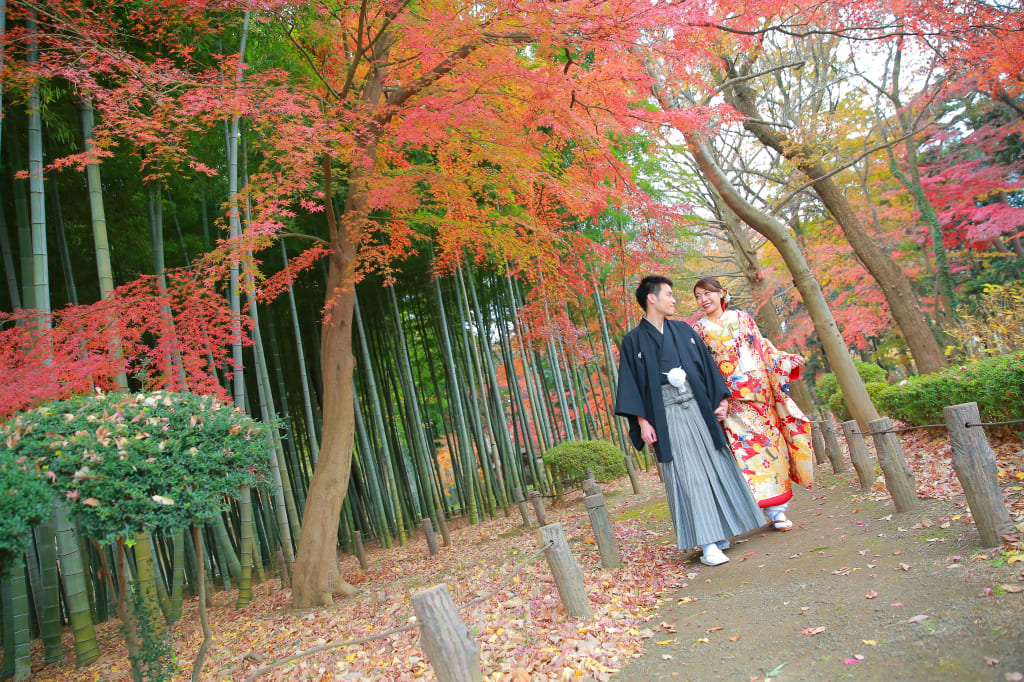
[27,428,1024,681]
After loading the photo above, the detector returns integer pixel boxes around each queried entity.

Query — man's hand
[638,417,657,445]
[714,399,729,420]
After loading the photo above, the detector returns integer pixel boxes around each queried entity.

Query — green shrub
[1,390,271,545]
[875,352,1024,426]
[542,439,626,484]
[818,360,888,421]
[0,453,53,574]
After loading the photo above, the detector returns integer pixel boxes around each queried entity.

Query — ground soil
[613,468,1024,682]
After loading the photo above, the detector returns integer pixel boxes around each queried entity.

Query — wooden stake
[624,455,640,494]
[514,487,532,528]
[810,422,828,465]
[944,403,1015,547]
[584,484,620,569]
[436,515,451,547]
[422,518,439,556]
[353,530,368,570]
[840,420,875,490]
[538,524,592,618]
[869,417,918,512]
[821,418,847,473]
[411,584,481,682]
[529,491,548,527]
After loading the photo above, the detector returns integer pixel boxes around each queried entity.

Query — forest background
[0,0,1022,677]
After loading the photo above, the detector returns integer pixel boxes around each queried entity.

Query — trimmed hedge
[542,439,626,484]
[874,352,1024,427]
[816,360,887,422]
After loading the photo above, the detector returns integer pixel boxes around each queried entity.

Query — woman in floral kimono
[692,276,814,531]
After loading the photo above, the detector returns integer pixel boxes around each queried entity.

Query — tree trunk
[724,75,947,374]
[713,191,818,416]
[685,135,881,430]
[290,156,362,608]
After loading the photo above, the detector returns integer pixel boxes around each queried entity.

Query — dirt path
[613,469,1024,681]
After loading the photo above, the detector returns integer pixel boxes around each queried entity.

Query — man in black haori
[615,275,765,566]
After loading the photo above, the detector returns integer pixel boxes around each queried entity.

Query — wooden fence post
[821,418,847,473]
[538,524,593,618]
[514,487,533,528]
[422,518,439,556]
[353,530,368,570]
[810,421,828,465]
[529,491,548,527]
[944,403,1015,547]
[624,455,640,494]
[583,484,620,569]
[869,417,919,512]
[436,515,451,547]
[411,583,481,682]
[840,420,875,490]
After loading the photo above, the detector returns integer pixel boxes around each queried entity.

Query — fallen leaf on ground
[865,590,879,599]
[729,636,742,642]
[1001,584,1023,593]
[695,637,710,643]
[707,626,723,632]
[907,614,930,624]
[985,657,1000,666]
[1005,673,1023,682]
[862,640,876,646]
[800,626,826,636]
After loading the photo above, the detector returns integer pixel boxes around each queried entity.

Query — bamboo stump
[422,518,439,556]
[944,403,1015,547]
[411,583,481,682]
[514,487,533,528]
[821,418,847,473]
[625,455,640,494]
[810,421,828,465]
[538,524,592,618]
[869,417,919,512]
[840,420,875,490]
[353,530,368,570]
[583,485,620,569]
[529,491,548,527]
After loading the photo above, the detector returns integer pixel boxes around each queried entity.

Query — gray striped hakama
[659,382,765,549]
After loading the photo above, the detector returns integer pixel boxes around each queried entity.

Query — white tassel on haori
[665,367,688,389]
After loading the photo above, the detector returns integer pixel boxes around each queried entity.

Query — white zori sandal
[767,509,793,531]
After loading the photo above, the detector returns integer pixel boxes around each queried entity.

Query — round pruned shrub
[542,439,627,485]
[1,390,271,545]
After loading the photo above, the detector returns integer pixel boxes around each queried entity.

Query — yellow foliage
[949,282,1024,358]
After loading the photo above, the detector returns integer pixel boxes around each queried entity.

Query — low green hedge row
[819,353,1024,426]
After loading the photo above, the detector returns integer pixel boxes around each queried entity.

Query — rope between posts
[459,541,553,612]
[243,541,555,680]
[844,417,1024,437]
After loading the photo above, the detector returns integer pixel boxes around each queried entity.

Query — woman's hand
[714,399,729,420]
[638,417,658,444]
[791,355,806,367]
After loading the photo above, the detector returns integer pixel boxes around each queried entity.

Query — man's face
[648,284,676,317]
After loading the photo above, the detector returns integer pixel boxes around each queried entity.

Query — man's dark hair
[636,275,673,311]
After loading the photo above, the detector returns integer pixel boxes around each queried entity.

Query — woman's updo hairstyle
[693,275,730,311]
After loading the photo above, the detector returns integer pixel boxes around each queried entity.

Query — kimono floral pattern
[694,310,814,507]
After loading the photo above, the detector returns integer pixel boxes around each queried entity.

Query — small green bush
[0,454,53,574]
[875,352,1024,426]
[818,360,888,421]
[542,439,626,484]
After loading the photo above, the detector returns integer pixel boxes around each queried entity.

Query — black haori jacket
[614,318,732,463]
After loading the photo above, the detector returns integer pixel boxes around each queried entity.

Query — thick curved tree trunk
[712,191,818,416]
[686,134,881,430]
[724,77,947,374]
[290,159,361,608]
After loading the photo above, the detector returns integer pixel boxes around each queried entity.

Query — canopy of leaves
[1,391,270,544]
[0,452,53,573]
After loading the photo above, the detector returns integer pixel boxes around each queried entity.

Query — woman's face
[694,286,723,315]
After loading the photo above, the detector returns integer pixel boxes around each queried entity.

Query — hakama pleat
[659,383,765,549]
